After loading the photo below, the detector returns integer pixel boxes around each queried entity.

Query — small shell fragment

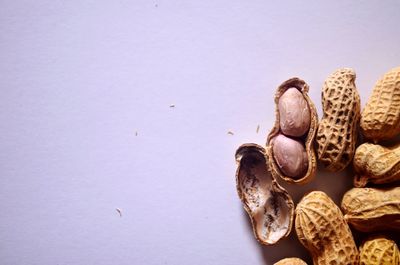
[116,208,122,217]
[235,143,294,245]
[227,131,234,135]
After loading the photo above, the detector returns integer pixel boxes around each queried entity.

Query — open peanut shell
[267,78,318,184]
[235,143,294,245]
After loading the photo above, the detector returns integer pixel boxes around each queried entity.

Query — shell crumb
[116,208,122,217]
[256,125,260,133]
[227,131,234,135]
[169,104,175,108]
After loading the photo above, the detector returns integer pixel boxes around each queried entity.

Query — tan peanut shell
[295,191,359,265]
[341,187,400,232]
[359,236,400,265]
[316,68,360,172]
[235,143,294,245]
[267,78,318,184]
[361,66,400,142]
[274,257,308,265]
[353,142,400,187]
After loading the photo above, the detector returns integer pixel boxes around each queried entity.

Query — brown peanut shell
[361,66,400,142]
[274,257,308,265]
[267,78,318,184]
[235,143,294,245]
[341,187,400,232]
[316,68,361,172]
[295,191,359,265]
[353,142,400,187]
[359,236,400,265]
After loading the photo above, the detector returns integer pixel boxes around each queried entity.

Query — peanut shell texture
[341,187,400,232]
[316,68,360,172]
[353,142,400,187]
[295,191,359,265]
[235,143,294,245]
[359,236,400,265]
[274,257,308,265]
[267,78,318,184]
[361,66,400,142]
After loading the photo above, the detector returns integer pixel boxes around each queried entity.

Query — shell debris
[116,208,122,217]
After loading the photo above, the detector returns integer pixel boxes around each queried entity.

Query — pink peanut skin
[279,87,311,137]
[272,134,308,178]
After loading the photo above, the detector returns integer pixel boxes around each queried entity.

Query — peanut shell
[274,257,308,265]
[359,236,400,265]
[316,68,360,172]
[341,187,400,232]
[267,78,318,184]
[295,191,359,265]
[353,142,400,187]
[361,66,400,142]
[235,143,294,245]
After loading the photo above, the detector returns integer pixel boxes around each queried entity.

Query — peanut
[274,258,308,265]
[361,66,400,142]
[316,68,360,172]
[271,134,308,179]
[279,87,311,137]
[268,78,318,184]
[235,143,294,245]
[359,236,399,265]
[295,191,359,265]
[341,187,400,232]
[353,142,400,187]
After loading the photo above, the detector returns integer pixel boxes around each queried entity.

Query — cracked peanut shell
[295,191,359,265]
[361,66,400,142]
[267,78,318,184]
[341,187,400,232]
[359,236,399,265]
[353,142,400,187]
[235,143,294,245]
[316,68,360,172]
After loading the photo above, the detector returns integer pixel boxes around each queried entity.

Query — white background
[1,1,399,264]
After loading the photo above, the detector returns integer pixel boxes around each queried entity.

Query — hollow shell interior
[236,144,293,244]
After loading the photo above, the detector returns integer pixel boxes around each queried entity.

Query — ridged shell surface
[359,236,400,265]
[295,191,359,265]
[316,68,360,172]
[274,257,308,265]
[361,66,400,142]
[341,187,400,232]
[353,142,400,187]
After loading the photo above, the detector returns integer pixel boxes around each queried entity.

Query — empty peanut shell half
[267,78,318,184]
[235,143,294,245]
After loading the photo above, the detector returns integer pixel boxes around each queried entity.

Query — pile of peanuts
[235,67,400,265]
